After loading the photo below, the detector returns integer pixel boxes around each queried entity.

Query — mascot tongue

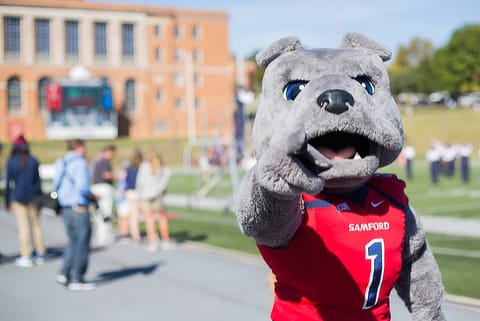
[317,146,356,160]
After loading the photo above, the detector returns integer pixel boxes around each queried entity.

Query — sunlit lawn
[149,206,480,299]
[380,162,480,218]
[165,161,480,300]
[168,161,480,219]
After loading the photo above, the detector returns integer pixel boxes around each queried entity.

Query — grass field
[162,205,480,299]
[5,137,188,166]
[167,160,480,219]
[164,160,480,300]
[380,162,480,218]
[0,106,479,168]
[401,107,480,157]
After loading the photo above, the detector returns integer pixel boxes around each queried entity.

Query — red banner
[46,83,62,111]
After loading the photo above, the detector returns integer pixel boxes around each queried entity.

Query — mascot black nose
[317,89,354,115]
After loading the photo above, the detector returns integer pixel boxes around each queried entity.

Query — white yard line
[432,247,480,258]
[420,215,480,238]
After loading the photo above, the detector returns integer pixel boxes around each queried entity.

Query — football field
[166,162,480,299]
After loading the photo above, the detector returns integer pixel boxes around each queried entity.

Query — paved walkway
[1,209,479,321]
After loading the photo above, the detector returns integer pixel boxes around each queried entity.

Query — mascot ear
[256,36,303,68]
[340,33,392,62]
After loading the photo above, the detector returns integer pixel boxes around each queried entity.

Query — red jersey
[258,174,408,321]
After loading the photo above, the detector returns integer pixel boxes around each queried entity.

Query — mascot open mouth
[308,132,379,161]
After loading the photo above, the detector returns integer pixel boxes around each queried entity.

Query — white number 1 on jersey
[363,238,385,309]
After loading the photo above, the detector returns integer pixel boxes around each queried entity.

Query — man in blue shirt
[54,139,95,291]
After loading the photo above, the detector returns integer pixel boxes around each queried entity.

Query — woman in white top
[135,149,172,252]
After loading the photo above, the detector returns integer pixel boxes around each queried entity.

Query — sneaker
[161,240,176,251]
[15,256,34,267]
[56,274,68,286]
[67,281,96,291]
[35,254,47,265]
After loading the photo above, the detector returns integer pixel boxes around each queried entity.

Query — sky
[92,0,480,58]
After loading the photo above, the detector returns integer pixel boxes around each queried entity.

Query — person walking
[459,143,473,184]
[136,149,173,252]
[115,161,130,241]
[54,139,95,291]
[91,144,116,219]
[124,149,143,243]
[5,135,46,267]
[426,143,441,184]
[403,144,416,180]
[90,144,116,246]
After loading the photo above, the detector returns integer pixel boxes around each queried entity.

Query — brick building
[0,0,236,141]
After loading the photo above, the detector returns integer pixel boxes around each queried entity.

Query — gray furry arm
[395,207,446,321]
[236,168,303,248]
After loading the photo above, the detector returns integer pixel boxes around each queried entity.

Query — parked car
[458,93,480,108]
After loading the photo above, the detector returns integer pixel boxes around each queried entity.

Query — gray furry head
[252,33,404,191]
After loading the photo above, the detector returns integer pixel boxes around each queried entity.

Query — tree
[416,56,439,94]
[388,38,434,94]
[389,70,417,96]
[433,24,480,95]
[389,38,434,73]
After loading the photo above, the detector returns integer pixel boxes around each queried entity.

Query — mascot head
[252,33,404,192]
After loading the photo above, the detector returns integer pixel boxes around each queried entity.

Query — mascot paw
[256,128,331,197]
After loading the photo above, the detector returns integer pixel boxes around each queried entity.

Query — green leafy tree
[389,38,434,94]
[389,70,417,95]
[433,24,480,95]
[389,38,434,72]
[416,56,439,94]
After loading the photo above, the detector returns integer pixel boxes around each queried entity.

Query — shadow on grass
[170,230,207,243]
[95,262,162,285]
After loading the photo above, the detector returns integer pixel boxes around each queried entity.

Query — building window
[4,17,21,59]
[94,22,107,58]
[35,19,50,59]
[195,97,202,109]
[124,79,135,112]
[38,76,52,111]
[174,73,183,87]
[174,25,183,39]
[154,24,162,37]
[100,76,110,86]
[65,20,79,60]
[7,76,22,113]
[193,48,202,64]
[122,23,135,59]
[175,97,183,109]
[192,25,201,40]
[155,48,162,62]
[194,73,203,87]
[156,89,164,103]
[174,48,183,63]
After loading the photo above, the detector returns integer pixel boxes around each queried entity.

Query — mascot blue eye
[355,76,375,95]
[283,80,309,100]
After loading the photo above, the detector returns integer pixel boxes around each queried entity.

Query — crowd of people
[399,141,474,184]
[2,135,173,291]
[425,141,473,184]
